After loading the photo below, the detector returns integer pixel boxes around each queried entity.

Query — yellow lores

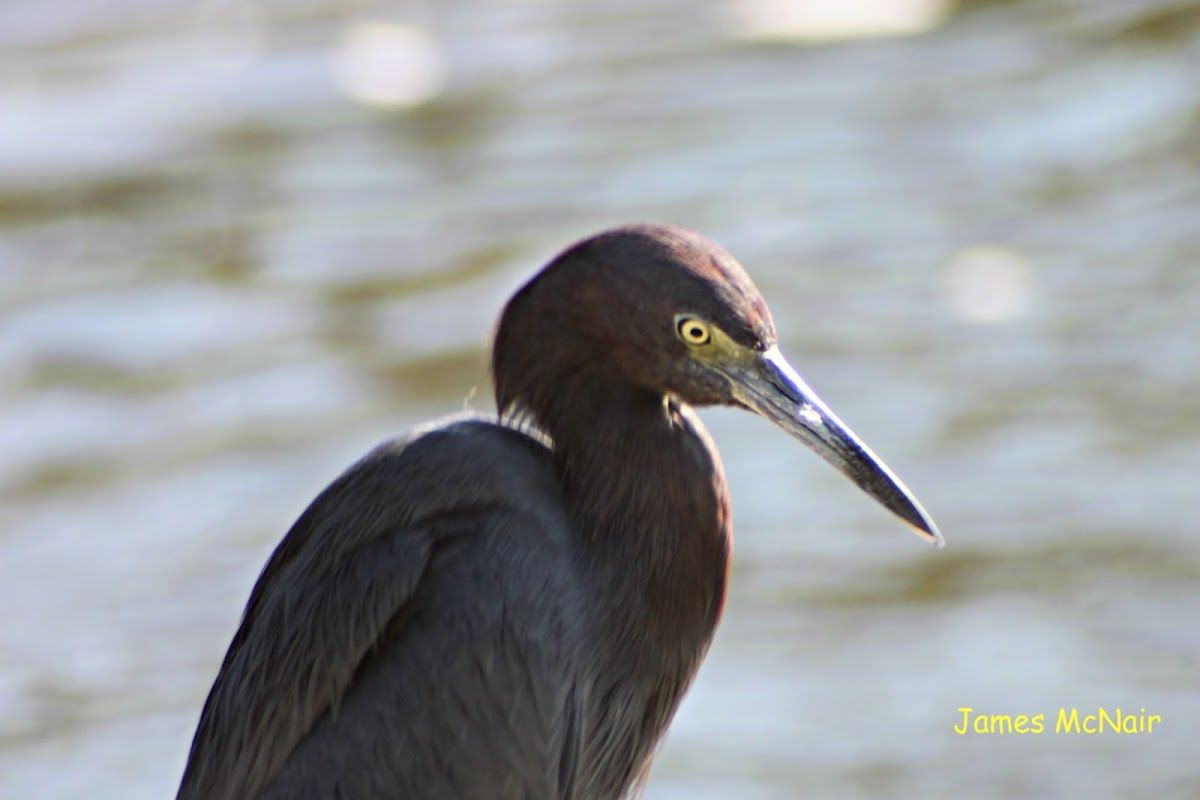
[954,707,1161,735]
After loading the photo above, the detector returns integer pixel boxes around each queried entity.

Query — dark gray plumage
[178,224,940,800]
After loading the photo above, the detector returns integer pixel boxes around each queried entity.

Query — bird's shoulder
[178,414,580,800]
[310,413,562,533]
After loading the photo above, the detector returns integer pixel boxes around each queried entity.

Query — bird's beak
[724,346,943,547]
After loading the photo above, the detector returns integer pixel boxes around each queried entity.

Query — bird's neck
[546,371,732,691]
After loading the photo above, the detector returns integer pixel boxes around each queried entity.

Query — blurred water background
[2,0,1199,797]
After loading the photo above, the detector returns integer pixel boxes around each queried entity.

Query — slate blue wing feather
[177,418,588,800]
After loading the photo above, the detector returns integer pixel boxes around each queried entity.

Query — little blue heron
[177,223,941,800]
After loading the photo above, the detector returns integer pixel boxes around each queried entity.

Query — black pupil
[686,323,702,339]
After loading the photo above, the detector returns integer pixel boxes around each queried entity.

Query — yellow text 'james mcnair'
[955,707,1161,735]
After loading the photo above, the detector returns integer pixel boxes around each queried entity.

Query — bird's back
[179,417,599,800]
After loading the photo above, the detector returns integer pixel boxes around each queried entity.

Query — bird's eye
[675,316,711,346]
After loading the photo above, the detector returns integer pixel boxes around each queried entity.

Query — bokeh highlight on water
[2,0,1198,797]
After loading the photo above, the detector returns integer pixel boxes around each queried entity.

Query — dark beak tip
[739,348,945,550]
[911,517,945,549]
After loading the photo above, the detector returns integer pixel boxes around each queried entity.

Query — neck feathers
[548,371,732,667]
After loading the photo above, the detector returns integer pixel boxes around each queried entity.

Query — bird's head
[494,223,942,546]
